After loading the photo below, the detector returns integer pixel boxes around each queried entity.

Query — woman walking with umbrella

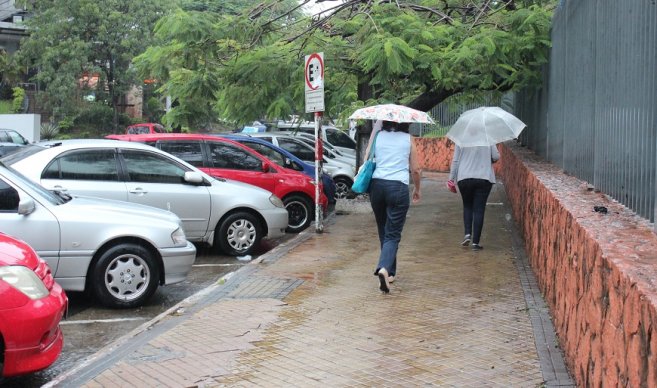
[445,107,526,251]
[350,104,433,293]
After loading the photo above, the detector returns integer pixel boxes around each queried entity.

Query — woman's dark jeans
[369,178,410,277]
[457,178,493,245]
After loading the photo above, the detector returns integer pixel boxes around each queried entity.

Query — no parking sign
[304,53,324,113]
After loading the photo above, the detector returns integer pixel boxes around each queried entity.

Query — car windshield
[0,161,68,205]
[0,143,48,165]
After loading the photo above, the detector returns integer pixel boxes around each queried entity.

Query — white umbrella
[446,106,526,147]
[349,104,435,124]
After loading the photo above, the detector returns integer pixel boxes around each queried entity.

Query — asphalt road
[1,236,292,388]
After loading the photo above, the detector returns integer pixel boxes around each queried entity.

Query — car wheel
[216,211,262,256]
[284,194,313,233]
[91,243,159,308]
[333,176,355,199]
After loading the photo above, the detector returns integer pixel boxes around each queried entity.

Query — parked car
[273,123,357,157]
[249,133,356,199]
[0,233,68,378]
[218,134,337,203]
[126,123,168,134]
[272,131,356,165]
[2,139,288,256]
[0,128,30,157]
[106,133,327,233]
[283,131,356,162]
[0,161,196,308]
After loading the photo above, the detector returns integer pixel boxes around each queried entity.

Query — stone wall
[413,137,453,172]
[415,137,657,386]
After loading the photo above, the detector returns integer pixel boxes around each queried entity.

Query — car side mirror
[18,198,35,215]
[262,162,271,173]
[183,171,204,184]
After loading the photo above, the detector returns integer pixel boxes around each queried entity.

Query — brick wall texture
[416,138,657,387]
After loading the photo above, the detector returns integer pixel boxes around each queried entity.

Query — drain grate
[227,276,303,300]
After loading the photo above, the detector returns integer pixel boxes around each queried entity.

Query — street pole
[314,111,324,233]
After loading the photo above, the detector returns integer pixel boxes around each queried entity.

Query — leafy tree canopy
[135,0,555,128]
[18,0,174,126]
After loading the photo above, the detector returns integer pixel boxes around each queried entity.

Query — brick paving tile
[62,174,573,387]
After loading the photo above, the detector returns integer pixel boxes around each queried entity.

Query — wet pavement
[44,172,574,387]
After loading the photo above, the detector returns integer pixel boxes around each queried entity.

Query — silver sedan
[0,162,196,308]
[3,139,289,256]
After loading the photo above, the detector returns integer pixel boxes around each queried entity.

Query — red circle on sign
[305,53,324,91]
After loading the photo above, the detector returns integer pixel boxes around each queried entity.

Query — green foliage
[12,87,25,113]
[0,100,11,113]
[17,0,174,124]
[40,122,60,140]
[135,0,555,126]
[57,116,75,132]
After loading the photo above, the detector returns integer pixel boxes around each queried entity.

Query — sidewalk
[48,172,574,387]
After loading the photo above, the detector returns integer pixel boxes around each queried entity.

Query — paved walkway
[47,172,574,387]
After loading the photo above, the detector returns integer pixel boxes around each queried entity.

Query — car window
[128,126,149,135]
[158,141,204,167]
[0,132,9,142]
[277,138,315,162]
[207,142,261,171]
[327,130,356,148]
[257,136,273,143]
[0,178,19,212]
[43,149,120,181]
[153,124,167,133]
[122,150,187,184]
[6,131,27,145]
[244,142,285,166]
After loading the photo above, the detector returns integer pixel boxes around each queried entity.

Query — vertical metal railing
[515,0,657,223]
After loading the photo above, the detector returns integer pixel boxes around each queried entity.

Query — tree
[135,0,554,129]
[18,0,174,130]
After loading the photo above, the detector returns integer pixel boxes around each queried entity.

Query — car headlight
[269,194,285,208]
[171,227,187,246]
[0,265,49,300]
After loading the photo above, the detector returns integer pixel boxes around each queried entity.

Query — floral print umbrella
[348,104,435,124]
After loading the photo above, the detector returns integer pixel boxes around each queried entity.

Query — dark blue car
[218,134,337,204]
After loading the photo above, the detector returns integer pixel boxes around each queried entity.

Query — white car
[3,139,289,256]
[274,122,357,157]
[249,133,357,199]
[0,162,196,308]
[275,131,356,165]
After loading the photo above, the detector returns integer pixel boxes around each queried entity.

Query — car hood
[61,195,183,226]
[0,233,39,269]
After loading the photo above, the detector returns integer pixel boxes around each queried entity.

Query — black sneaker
[461,234,471,246]
[471,244,483,251]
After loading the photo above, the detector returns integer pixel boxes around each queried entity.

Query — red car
[126,123,168,134]
[0,233,67,378]
[107,133,328,233]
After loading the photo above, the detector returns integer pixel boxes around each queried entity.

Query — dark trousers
[457,178,493,245]
[369,178,410,277]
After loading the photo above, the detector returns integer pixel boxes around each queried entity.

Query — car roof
[39,138,158,151]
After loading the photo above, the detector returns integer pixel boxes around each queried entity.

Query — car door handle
[129,188,148,195]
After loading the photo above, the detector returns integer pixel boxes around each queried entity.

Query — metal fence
[515,0,657,223]
[414,93,501,137]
